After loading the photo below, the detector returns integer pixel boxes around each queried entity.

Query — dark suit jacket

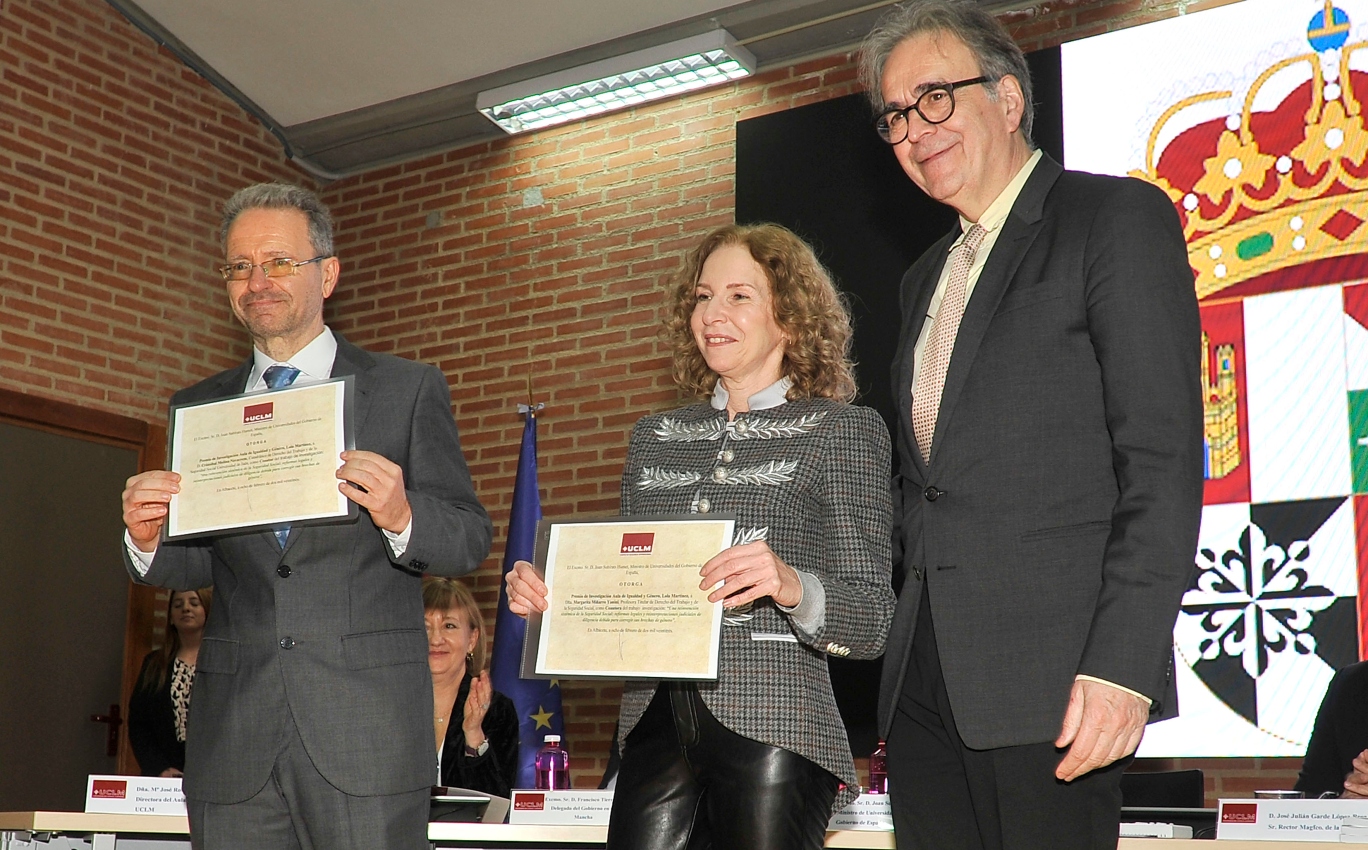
[124,336,492,803]
[1295,661,1368,797]
[878,155,1204,750]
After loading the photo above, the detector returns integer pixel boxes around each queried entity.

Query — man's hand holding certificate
[520,517,735,680]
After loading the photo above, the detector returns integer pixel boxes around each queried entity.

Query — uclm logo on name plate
[243,402,273,424]
[91,779,127,799]
[514,794,545,811]
[620,532,654,555]
[1221,803,1258,824]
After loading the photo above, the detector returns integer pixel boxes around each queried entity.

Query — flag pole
[490,371,555,788]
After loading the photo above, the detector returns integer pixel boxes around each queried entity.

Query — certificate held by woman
[522,515,734,680]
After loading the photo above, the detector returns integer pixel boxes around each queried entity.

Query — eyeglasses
[874,76,991,144]
[218,256,329,282]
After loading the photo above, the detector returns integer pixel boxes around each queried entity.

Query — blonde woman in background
[424,576,518,796]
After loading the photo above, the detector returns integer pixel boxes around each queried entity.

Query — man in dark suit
[857,3,1203,847]
[120,183,492,849]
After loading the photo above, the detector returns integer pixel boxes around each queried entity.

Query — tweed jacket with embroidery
[616,397,895,804]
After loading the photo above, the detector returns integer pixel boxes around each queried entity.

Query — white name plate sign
[508,790,614,825]
[1216,798,1368,841]
[829,793,894,831]
[85,775,186,815]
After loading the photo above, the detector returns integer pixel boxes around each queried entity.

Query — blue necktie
[262,364,301,390]
[262,365,300,547]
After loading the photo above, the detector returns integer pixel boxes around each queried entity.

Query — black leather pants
[605,683,840,850]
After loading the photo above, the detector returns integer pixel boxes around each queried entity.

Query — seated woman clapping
[424,576,519,797]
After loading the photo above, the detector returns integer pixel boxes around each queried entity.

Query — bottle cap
[544,734,561,744]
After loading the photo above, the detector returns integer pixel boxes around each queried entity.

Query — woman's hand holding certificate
[698,540,804,609]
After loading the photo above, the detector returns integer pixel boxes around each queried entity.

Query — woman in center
[508,223,895,850]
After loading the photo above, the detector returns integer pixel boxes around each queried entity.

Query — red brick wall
[0,0,310,418]
[1001,0,1244,49]
[4,0,1298,799]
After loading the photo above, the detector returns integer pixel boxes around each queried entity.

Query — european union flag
[489,409,563,788]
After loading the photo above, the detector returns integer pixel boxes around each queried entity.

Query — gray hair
[220,183,335,257]
[857,0,1035,145]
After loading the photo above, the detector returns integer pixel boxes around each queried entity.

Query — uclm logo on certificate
[243,402,273,424]
[90,779,127,799]
[620,533,654,555]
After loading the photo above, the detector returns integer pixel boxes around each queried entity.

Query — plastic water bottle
[534,734,571,790]
[867,739,888,794]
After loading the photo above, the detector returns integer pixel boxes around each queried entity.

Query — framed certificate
[521,515,735,680]
[164,377,357,540]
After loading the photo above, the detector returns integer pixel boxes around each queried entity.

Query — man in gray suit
[858,2,1203,847]
[120,183,492,849]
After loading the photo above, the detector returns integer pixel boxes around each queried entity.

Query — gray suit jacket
[125,336,492,803]
[616,399,895,807]
[877,155,1204,750]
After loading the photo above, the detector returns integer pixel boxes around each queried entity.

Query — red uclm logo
[91,779,127,799]
[514,794,545,810]
[1221,803,1257,824]
[620,532,654,555]
[243,402,273,424]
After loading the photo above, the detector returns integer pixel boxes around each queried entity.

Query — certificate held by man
[523,516,734,679]
[165,377,356,539]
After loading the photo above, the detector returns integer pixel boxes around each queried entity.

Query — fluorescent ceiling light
[477,30,756,135]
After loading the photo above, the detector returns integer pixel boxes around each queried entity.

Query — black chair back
[1120,769,1205,809]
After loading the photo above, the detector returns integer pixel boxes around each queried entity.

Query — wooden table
[0,811,1353,848]
[0,811,188,849]
[425,823,901,847]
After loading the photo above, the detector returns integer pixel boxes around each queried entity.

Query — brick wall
[3,0,1300,800]
[1000,0,1243,50]
[0,0,309,419]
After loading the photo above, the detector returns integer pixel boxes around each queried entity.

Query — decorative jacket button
[720,449,735,463]
[910,565,922,581]
[713,467,727,482]
[924,486,942,502]
[697,498,711,513]
[279,637,295,650]
[735,421,749,434]
[277,564,292,578]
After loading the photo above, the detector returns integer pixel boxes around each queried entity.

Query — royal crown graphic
[1121,1,1368,756]
[1132,0,1368,301]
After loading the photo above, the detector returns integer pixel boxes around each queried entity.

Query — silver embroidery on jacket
[730,411,827,441]
[732,526,769,546]
[637,467,702,490]
[652,417,725,442]
[715,460,797,486]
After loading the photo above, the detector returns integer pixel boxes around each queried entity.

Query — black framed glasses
[218,255,330,282]
[874,76,991,144]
